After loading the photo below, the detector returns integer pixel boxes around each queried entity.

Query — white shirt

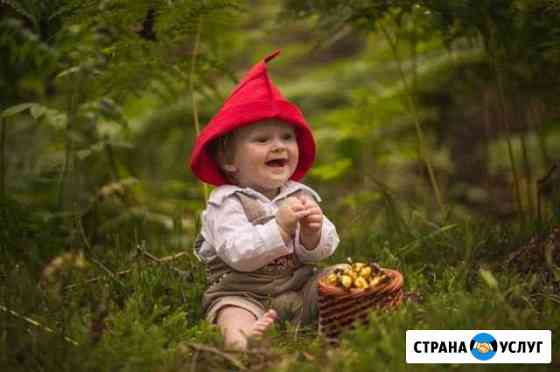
[197,180,340,272]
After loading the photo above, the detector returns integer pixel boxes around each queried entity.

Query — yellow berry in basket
[354,276,368,289]
[352,262,365,272]
[340,275,352,288]
[359,266,372,278]
[369,276,382,288]
[326,273,338,285]
[345,269,358,280]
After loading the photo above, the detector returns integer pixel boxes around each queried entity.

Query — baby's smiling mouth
[265,159,288,167]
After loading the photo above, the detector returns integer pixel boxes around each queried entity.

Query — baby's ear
[222,163,237,173]
[216,145,237,174]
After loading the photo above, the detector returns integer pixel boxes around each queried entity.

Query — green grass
[1,198,559,371]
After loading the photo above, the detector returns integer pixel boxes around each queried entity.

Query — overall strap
[235,192,272,225]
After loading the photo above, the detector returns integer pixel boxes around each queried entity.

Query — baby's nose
[271,138,286,150]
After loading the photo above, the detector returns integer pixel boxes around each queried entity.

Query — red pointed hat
[189,50,316,186]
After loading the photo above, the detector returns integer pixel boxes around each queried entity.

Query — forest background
[1,0,560,371]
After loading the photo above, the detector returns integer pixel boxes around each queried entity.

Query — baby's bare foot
[247,309,277,338]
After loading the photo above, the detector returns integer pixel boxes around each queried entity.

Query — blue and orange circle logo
[470,333,497,361]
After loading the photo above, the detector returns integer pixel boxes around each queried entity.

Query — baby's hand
[298,195,323,250]
[275,197,309,242]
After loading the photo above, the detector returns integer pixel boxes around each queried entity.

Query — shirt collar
[207,180,321,206]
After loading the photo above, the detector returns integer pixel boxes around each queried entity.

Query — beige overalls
[198,191,342,326]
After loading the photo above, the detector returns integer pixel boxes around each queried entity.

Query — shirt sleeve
[202,196,291,272]
[294,214,339,263]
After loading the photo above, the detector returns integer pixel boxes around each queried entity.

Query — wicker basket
[318,268,404,340]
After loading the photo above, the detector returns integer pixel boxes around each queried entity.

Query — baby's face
[225,120,299,199]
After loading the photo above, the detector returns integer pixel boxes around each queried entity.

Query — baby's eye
[282,133,295,141]
[253,136,268,143]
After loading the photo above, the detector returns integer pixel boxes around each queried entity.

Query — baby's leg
[216,306,277,350]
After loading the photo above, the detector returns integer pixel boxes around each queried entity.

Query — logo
[470,333,497,361]
[406,330,551,364]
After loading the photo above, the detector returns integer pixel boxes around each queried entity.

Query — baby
[189,50,340,350]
